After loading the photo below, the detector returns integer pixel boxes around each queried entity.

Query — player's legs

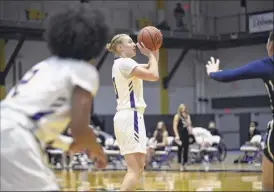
[0,119,59,191]
[262,120,274,191]
[262,156,273,191]
[114,110,147,155]
[120,152,146,191]
[114,110,147,190]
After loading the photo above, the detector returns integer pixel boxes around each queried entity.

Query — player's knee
[127,168,141,180]
[139,164,145,176]
[127,162,142,173]
[137,166,145,178]
[131,164,144,178]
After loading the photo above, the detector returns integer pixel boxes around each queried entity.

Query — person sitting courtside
[146,121,168,165]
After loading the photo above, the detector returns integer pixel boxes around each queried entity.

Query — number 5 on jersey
[112,77,119,99]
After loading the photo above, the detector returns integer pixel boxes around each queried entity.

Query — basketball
[137,26,163,51]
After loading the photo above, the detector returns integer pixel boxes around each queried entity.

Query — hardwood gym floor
[55,169,262,191]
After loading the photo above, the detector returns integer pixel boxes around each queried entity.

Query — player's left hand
[137,42,153,57]
[206,57,220,75]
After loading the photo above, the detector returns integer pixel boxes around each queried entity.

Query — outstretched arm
[207,57,272,82]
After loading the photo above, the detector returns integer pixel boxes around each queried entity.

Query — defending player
[106,34,159,191]
[0,4,109,191]
[206,31,274,191]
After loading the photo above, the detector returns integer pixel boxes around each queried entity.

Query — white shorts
[114,110,147,156]
[0,119,59,191]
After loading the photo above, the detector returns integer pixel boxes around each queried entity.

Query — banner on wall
[248,11,273,33]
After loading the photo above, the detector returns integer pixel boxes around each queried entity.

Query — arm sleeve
[69,62,99,96]
[119,58,139,78]
[209,58,272,82]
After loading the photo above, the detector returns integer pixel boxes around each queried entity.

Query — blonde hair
[106,34,128,53]
[157,121,167,132]
[177,104,188,117]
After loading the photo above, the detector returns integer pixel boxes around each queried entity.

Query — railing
[215,13,248,34]
[0,1,272,38]
[133,10,272,36]
[0,1,134,33]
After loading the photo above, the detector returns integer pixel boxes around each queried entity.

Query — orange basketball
[137,26,163,51]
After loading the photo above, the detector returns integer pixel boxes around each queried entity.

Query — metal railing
[215,13,248,34]
[0,1,134,33]
[0,1,272,38]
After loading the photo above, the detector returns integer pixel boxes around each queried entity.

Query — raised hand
[136,42,153,57]
[206,57,220,76]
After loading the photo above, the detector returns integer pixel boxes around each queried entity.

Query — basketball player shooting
[206,31,274,191]
[106,27,162,191]
[0,4,109,191]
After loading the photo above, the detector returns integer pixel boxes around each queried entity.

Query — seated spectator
[233,121,262,164]
[146,121,168,165]
[192,127,214,148]
[247,121,261,145]
[207,121,222,138]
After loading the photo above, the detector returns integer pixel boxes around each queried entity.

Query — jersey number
[12,68,39,97]
[112,77,119,99]
[9,68,56,121]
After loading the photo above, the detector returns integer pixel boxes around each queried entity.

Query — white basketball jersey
[0,56,99,143]
[112,57,146,112]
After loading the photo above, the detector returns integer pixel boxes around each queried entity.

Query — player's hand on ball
[137,42,153,57]
[206,57,220,75]
[153,49,159,54]
[152,49,159,61]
